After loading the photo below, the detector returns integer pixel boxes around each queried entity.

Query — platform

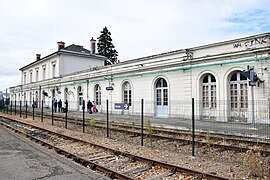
[0,125,110,180]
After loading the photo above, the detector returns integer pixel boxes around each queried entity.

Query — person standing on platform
[92,101,97,113]
[87,100,93,114]
[58,99,62,112]
[54,99,58,112]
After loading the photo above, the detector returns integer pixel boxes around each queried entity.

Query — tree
[97,27,118,65]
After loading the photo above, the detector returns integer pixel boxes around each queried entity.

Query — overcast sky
[0,0,269,91]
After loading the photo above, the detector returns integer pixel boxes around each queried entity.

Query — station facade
[9,33,270,123]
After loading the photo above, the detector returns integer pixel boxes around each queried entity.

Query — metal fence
[1,99,270,141]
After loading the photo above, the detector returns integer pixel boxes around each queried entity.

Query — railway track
[4,110,270,156]
[0,115,229,180]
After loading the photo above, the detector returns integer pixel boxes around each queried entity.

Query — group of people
[53,99,68,113]
[53,99,97,114]
[87,100,98,114]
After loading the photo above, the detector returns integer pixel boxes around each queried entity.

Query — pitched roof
[64,44,90,54]
[19,44,106,71]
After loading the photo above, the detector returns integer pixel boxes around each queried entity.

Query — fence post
[1,100,3,112]
[65,100,68,128]
[32,100,35,120]
[141,99,144,146]
[26,101,28,118]
[41,100,43,122]
[51,100,54,125]
[6,100,8,114]
[106,99,109,138]
[10,100,12,115]
[20,100,22,117]
[15,100,16,115]
[192,98,195,156]
[82,100,85,133]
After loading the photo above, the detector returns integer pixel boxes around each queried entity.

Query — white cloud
[0,0,269,91]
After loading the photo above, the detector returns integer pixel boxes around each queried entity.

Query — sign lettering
[233,36,268,49]
[114,103,129,110]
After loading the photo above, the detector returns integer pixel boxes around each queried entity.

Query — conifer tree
[97,27,118,65]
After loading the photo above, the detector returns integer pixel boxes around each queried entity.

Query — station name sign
[233,36,268,49]
[106,86,113,91]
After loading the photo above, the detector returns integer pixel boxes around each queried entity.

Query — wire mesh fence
[1,99,270,141]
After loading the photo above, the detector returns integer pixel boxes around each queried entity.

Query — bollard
[192,98,195,156]
[41,100,43,122]
[141,99,144,146]
[106,99,109,138]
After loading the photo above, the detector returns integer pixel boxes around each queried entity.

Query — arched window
[94,84,101,105]
[123,82,132,106]
[78,86,83,107]
[155,78,169,116]
[155,78,168,106]
[230,71,248,110]
[202,74,216,108]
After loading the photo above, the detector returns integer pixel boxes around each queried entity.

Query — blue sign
[114,103,129,110]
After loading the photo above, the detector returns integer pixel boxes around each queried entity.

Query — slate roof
[64,44,90,54]
[19,44,106,71]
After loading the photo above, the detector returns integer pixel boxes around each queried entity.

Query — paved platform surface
[0,126,110,180]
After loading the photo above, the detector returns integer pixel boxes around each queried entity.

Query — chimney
[36,54,41,61]
[90,37,96,54]
[57,41,65,50]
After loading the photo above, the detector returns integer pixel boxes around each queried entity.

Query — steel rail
[0,120,134,180]
[2,111,270,155]
[0,115,229,180]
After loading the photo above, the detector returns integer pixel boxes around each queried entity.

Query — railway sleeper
[122,166,151,176]
[148,171,174,180]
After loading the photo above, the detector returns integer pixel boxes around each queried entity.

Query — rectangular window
[79,97,83,105]
[123,90,132,106]
[95,91,101,105]
[163,89,168,106]
[43,67,46,80]
[24,73,26,84]
[128,90,132,106]
[52,64,56,78]
[210,85,216,108]
[124,90,128,104]
[30,72,32,83]
[230,84,238,110]
[156,89,161,105]
[36,69,39,81]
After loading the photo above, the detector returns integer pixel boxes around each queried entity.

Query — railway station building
[9,33,270,123]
